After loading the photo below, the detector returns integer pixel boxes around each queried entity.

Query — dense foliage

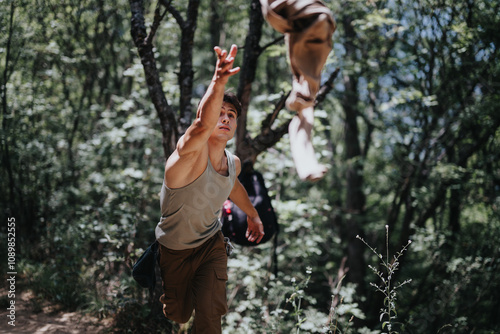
[1,0,498,333]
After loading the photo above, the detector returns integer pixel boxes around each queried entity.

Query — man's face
[212,101,237,140]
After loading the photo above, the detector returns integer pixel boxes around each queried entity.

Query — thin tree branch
[247,67,341,163]
[315,67,340,107]
[258,36,285,54]
[145,2,168,45]
[159,0,185,27]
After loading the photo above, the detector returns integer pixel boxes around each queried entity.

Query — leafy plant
[287,267,313,333]
[327,275,353,334]
[357,226,412,334]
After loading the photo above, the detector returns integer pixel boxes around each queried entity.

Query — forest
[1,0,499,333]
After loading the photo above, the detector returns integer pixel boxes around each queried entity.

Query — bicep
[229,178,247,204]
[229,178,258,218]
[228,156,243,199]
[234,155,242,176]
[176,120,211,156]
[164,136,208,188]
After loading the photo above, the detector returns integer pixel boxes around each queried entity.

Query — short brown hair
[223,91,242,118]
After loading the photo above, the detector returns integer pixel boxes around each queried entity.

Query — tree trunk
[129,0,178,158]
[1,2,16,211]
[177,0,200,132]
[209,0,223,48]
[340,14,366,295]
[236,0,265,164]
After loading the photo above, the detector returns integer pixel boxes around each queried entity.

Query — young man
[260,0,336,181]
[155,45,265,334]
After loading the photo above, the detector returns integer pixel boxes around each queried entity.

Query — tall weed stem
[357,225,412,334]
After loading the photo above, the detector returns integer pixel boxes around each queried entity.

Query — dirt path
[0,290,112,334]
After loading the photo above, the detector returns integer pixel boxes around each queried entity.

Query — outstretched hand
[246,215,265,244]
[213,44,240,84]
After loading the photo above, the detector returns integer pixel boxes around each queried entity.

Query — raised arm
[164,45,240,188]
[177,45,240,156]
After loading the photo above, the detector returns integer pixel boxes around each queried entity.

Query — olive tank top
[155,149,236,250]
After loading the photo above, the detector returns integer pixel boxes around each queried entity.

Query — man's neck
[208,137,227,154]
[207,139,228,173]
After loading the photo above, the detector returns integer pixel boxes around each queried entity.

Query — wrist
[247,208,259,220]
[211,75,228,87]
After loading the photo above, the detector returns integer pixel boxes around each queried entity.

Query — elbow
[192,118,212,133]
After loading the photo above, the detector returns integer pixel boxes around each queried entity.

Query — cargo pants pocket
[212,267,229,316]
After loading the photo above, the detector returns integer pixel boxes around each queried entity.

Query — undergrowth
[357,225,412,334]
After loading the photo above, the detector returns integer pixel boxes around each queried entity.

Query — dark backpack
[221,169,278,246]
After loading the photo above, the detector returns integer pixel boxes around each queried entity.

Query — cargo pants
[158,231,228,334]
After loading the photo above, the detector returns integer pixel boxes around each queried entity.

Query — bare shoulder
[164,146,209,189]
[233,155,242,176]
